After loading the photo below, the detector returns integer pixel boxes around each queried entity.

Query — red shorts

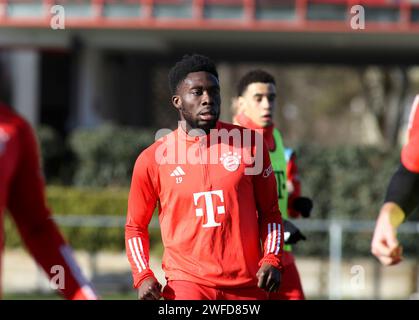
[269,251,305,300]
[163,280,268,300]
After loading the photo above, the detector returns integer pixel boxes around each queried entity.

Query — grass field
[3,292,138,300]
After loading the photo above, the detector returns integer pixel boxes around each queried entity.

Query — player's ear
[236,96,246,114]
[172,95,182,110]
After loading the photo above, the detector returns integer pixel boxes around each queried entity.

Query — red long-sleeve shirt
[125,121,283,289]
[0,104,97,300]
[402,95,419,173]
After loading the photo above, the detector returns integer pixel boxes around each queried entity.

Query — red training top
[126,121,283,289]
[402,95,419,173]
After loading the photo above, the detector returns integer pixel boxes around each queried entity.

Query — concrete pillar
[217,62,236,123]
[10,50,40,126]
[74,46,103,128]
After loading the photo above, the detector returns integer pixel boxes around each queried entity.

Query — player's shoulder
[402,133,419,173]
[284,147,295,162]
[272,126,285,140]
[136,139,161,163]
[217,121,265,155]
[0,103,33,135]
[0,103,22,123]
[135,129,176,166]
[218,121,243,130]
[217,121,259,135]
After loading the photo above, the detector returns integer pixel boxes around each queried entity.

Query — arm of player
[6,120,97,300]
[253,139,283,292]
[384,162,419,218]
[372,96,419,266]
[286,152,313,219]
[371,202,404,266]
[286,152,302,218]
[371,161,419,266]
[125,152,161,300]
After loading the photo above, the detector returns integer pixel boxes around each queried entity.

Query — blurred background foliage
[69,124,155,187]
[4,185,162,255]
[37,124,155,187]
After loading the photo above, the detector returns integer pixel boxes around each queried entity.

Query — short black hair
[236,69,276,97]
[168,54,219,95]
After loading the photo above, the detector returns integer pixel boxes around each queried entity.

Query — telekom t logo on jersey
[193,190,225,228]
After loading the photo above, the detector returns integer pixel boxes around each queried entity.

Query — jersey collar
[177,121,222,143]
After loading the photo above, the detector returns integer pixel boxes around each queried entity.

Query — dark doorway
[39,50,71,136]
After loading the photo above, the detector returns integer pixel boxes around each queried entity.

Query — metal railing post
[328,219,343,300]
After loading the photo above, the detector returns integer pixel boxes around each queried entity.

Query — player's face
[238,82,276,128]
[172,71,221,134]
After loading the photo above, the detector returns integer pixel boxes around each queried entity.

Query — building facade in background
[1,0,419,140]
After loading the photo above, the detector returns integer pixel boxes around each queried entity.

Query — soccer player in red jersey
[372,95,419,266]
[233,70,312,300]
[0,103,98,300]
[125,54,284,300]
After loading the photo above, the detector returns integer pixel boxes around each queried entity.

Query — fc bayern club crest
[220,152,241,172]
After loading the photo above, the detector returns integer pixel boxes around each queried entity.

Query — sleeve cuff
[259,253,282,271]
[133,270,156,289]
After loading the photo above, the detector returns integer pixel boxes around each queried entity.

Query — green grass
[3,291,138,300]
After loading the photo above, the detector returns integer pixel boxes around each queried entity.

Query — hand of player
[292,196,313,218]
[371,203,404,266]
[137,277,162,300]
[256,262,281,293]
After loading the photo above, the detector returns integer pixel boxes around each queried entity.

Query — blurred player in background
[125,54,284,300]
[0,102,98,300]
[233,70,313,300]
[371,95,419,266]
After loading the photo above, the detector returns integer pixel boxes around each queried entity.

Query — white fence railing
[51,216,419,299]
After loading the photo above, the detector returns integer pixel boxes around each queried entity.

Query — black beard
[196,118,218,134]
[182,112,219,134]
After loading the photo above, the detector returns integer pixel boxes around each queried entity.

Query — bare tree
[360,66,409,147]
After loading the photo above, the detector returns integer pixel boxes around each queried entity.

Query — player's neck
[179,121,215,136]
[235,113,274,130]
[234,113,276,151]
